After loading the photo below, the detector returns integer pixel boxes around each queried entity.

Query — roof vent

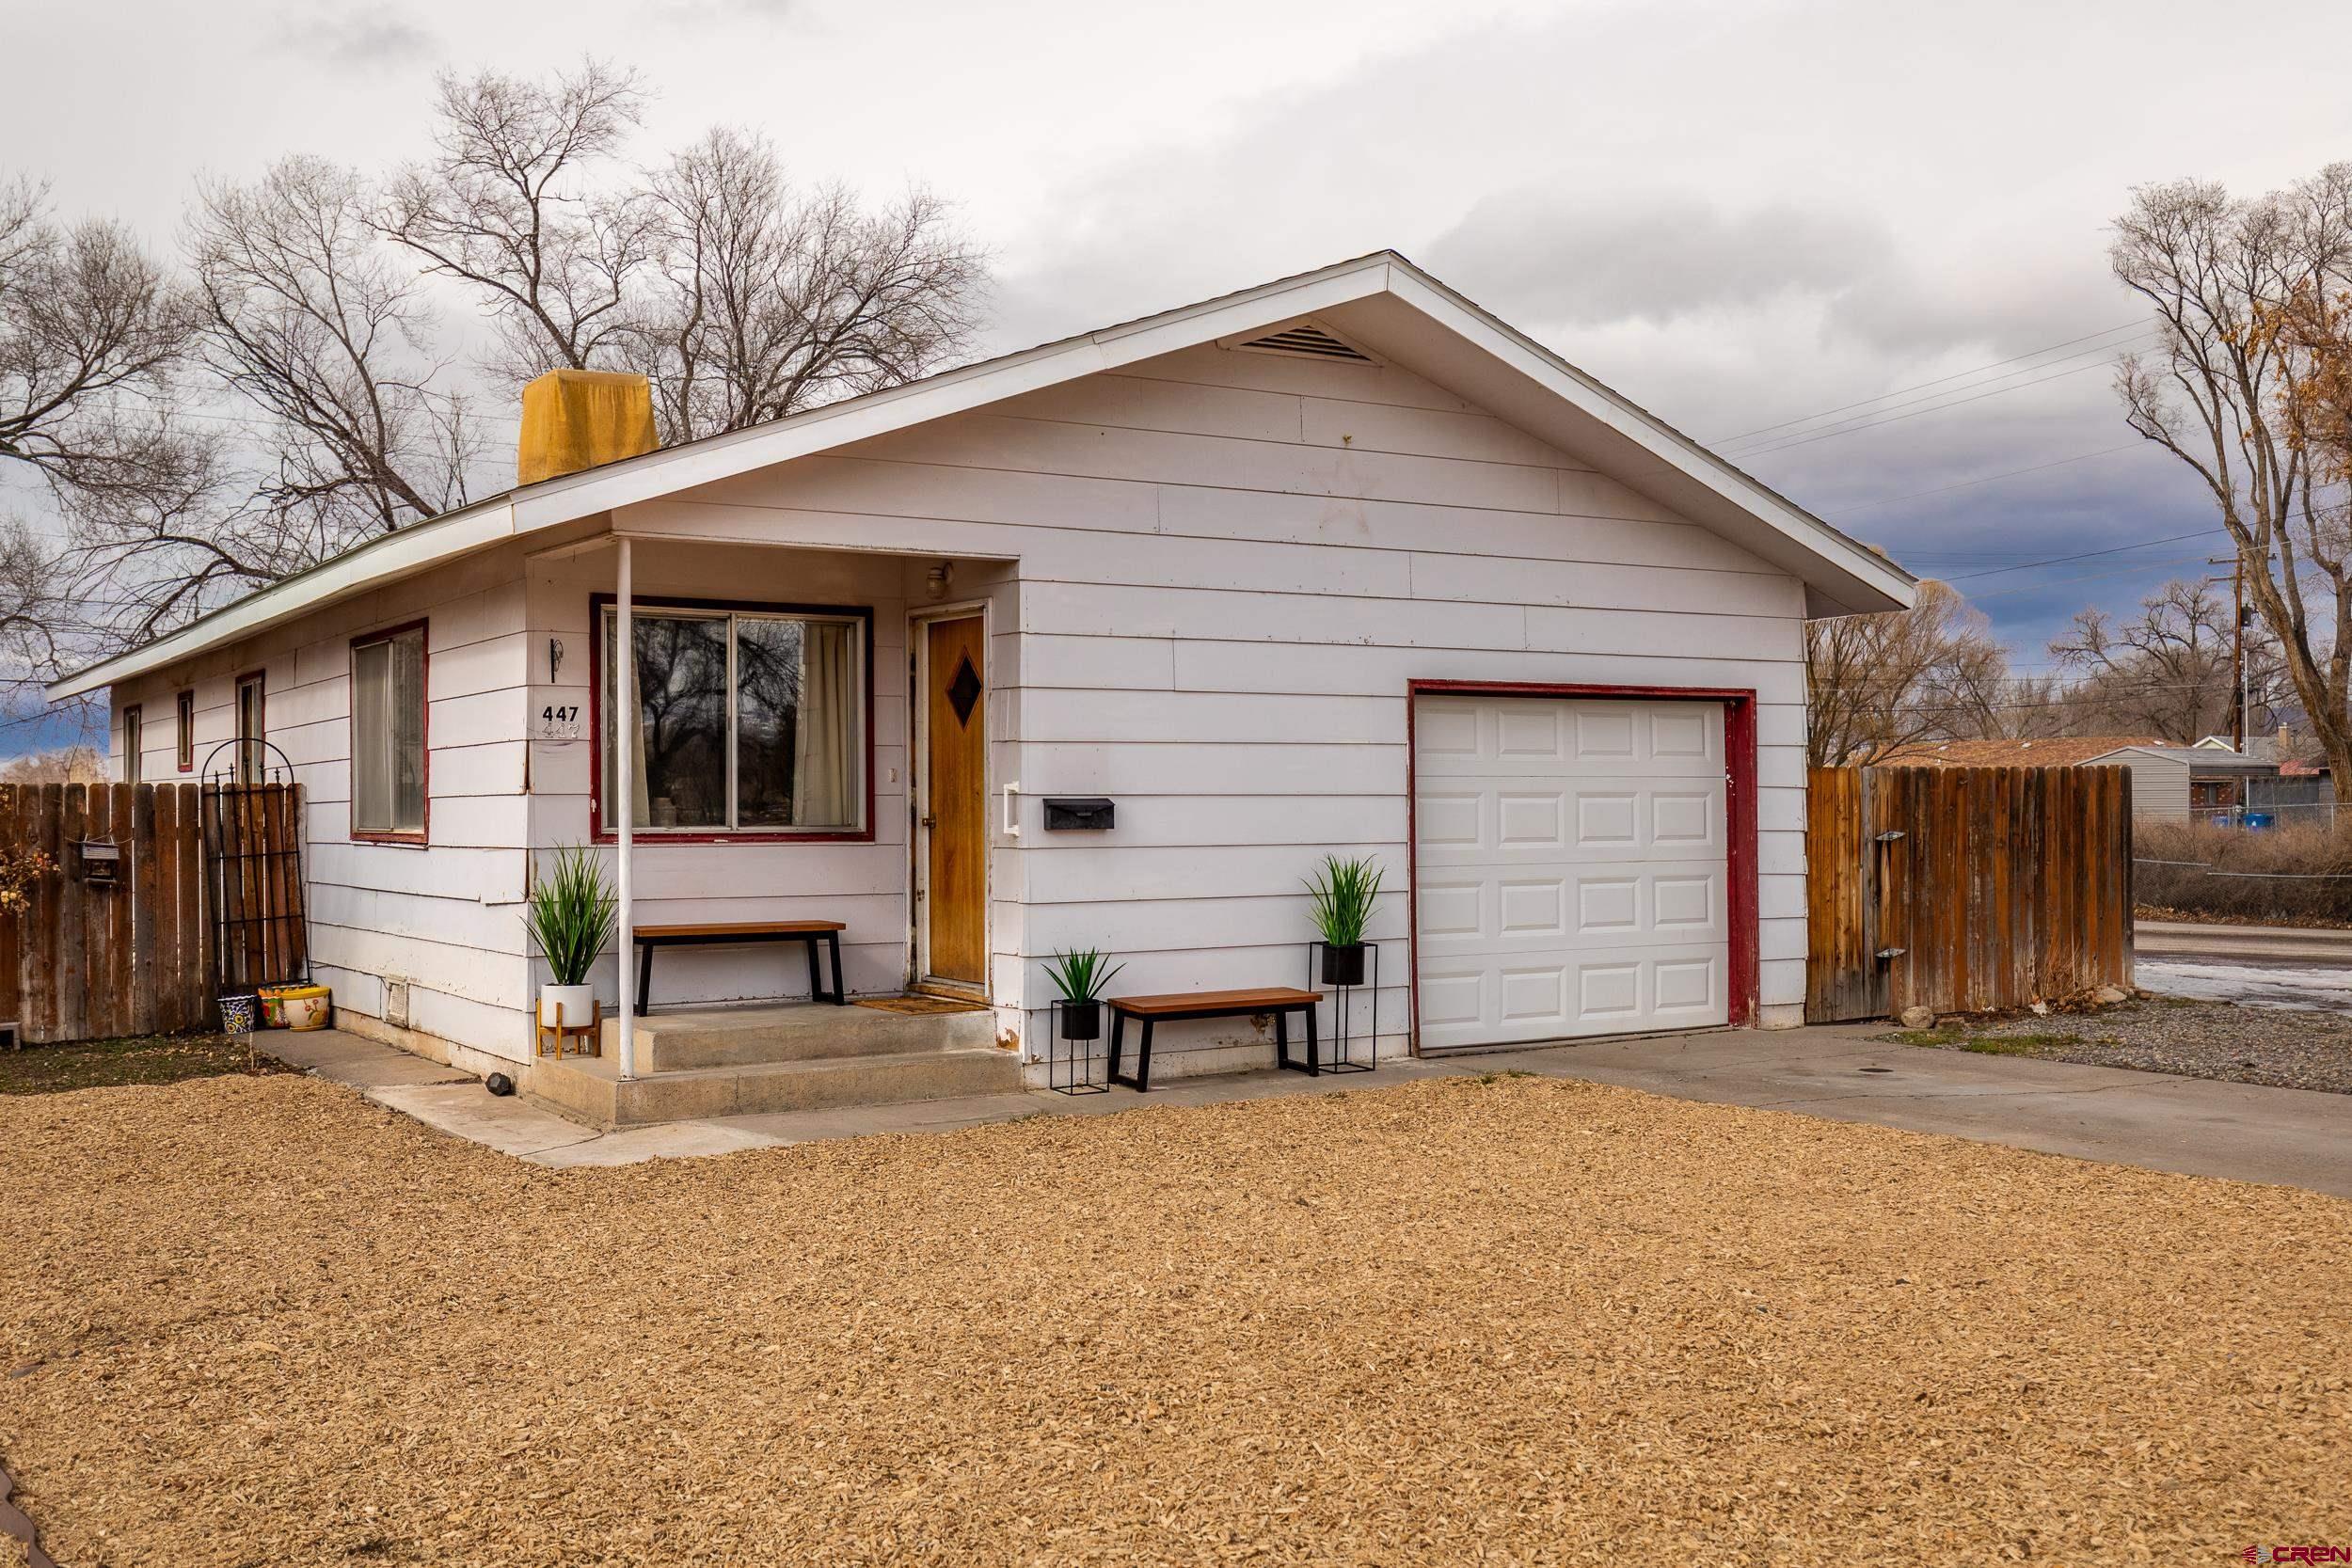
[1230,320,1378,365]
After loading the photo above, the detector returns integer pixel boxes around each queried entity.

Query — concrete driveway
[1522,1023,2352,1199]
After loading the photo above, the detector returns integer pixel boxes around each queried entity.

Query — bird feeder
[75,838,122,888]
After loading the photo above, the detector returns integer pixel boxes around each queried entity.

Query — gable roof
[49,250,1915,701]
[2085,744,2279,773]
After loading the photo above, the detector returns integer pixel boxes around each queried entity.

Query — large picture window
[597,602,866,836]
[352,626,427,839]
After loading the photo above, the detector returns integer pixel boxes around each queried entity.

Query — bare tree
[188,156,478,531]
[374,60,655,385]
[0,177,196,505]
[1806,580,2016,767]
[2111,166,2352,800]
[2048,577,2276,743]
[632,129,985,442]
[64,158,485,646]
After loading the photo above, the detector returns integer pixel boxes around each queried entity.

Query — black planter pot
[1061,998,1103,1040]
[1320,942,1368,987]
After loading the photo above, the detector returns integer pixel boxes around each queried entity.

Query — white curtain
[793,622,854,828]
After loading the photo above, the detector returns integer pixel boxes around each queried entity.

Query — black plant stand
[1305,942,1378,1075]
[1046,998,1109,1095]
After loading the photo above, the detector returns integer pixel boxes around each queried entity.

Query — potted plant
[1043,948,1123,1040]
[1305,853,1383,986]
[526,844,616,1029]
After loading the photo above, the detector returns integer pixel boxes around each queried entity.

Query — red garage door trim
[1404,680,1760,1054]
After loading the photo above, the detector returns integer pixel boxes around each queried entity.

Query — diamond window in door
[946,655,982,726]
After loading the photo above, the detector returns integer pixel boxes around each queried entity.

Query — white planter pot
[538,983,596,1029]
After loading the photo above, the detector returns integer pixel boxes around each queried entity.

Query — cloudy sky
[8,0,2352,743]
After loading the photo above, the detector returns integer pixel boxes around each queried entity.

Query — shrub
[2134,818,2352,927]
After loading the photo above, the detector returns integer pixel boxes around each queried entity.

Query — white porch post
[614,536,636,1080]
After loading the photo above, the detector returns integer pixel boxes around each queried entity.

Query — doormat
[855,994,989,1016]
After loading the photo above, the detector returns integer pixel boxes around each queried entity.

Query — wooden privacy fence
[1806,766,2134,1023]
[0,782,307,1044]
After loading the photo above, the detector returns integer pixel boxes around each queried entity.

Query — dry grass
[4,1073,2350,1567]
[2137,818,2352,926]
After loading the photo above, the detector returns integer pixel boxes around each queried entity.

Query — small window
[176,690,195,772]
[121,705,142,785]
[597,602,866,835]
[236,673,265,784]
[352,626,427,839]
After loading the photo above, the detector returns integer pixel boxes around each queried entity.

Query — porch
[526,525,1024,1096]
[527,995,1018,1128]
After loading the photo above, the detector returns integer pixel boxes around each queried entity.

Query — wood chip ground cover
[3,1074,2347,1565]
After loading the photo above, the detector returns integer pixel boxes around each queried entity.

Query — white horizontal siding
[644,342,1814,1071]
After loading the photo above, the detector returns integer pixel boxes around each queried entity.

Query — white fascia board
[1380,266,1916,614]
[46,499,518,700]
[514,261,1395,531]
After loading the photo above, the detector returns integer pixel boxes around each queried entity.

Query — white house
[49,252,1915,1117]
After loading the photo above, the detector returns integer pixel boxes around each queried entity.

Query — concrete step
[598,1001,995,1072]
[528,1043,1023,1129]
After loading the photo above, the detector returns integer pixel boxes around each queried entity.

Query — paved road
[2136,920,2352,1014]
[2137,918,2352,962]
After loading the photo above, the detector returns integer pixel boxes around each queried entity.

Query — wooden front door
[921,614,988,990]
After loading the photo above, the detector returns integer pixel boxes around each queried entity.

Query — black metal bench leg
[1108,1009,1126,1085]
[826,932,846,1004]
[1136,1019,1154,1093]
[1303,1004,1320,1075]
[635,941,653,1018]
[1275,1006,1291,1070]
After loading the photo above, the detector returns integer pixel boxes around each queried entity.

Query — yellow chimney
[516,369,658,485]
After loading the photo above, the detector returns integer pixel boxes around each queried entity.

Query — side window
[176,689,195,772]
[122,706,143,785]
[236,673,265,784]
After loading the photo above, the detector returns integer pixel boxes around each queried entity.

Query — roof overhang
[49,250,1915,702]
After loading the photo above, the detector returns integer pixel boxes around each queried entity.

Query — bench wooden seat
[1106,986,1323,1092]
[632,921,846,1015]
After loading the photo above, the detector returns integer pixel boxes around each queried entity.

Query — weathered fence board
[0,782,299,1044]
[1806,765,2134,1022]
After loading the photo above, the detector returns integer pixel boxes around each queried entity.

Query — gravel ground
[5,1073,2350,1566]
[1883,996,2352,1095]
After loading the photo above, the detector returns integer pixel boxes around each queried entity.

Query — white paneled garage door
[1413,694,1729,1051]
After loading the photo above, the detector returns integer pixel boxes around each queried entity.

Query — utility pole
[2208,552,2249,752]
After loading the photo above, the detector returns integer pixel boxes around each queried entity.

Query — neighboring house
[2080,743,2280,820]
[1884,736,2159,769]
[48,251,1913,1093]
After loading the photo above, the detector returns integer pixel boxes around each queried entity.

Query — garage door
[1412,694,1729,1051]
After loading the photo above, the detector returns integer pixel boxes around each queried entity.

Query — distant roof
[2084,743,2279,772]
[1883,736,2160,768]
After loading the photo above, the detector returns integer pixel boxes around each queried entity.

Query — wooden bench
[1106,987,1323,1093]
[631,921,847,1016]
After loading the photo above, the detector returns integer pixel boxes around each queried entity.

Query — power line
[1708,319,2151,445]
[1710,322,2156,450]
[1822,442,2151,519]
[1939,529,2224,582]
[1732,354,2138,460]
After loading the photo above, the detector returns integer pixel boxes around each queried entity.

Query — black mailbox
[76,839,122,888]
[1041,797,1115,831]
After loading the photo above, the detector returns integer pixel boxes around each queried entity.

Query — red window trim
[348,618,431,847]
[121,704,142,786]
[1402,679,1762,1054]
[175,689,195,773]
[586,594,879,846]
